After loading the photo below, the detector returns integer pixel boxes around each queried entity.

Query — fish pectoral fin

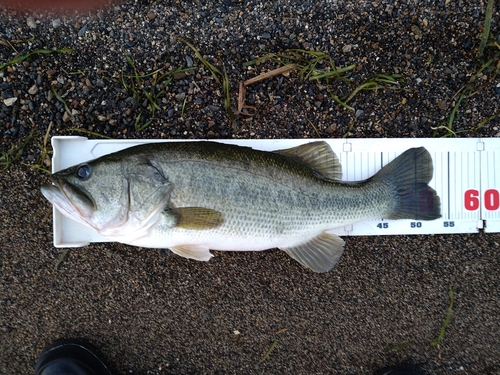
[170,245,213,261]
[280,232,345,273]
[274,141,342,181]
[164,207,224,230]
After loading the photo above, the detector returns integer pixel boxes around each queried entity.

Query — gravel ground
[1,0,499,374]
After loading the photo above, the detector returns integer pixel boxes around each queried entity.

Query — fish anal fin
[165,207,224,230]
[280,232,345,273]
[170,245,213,261]
[275,141,342,181]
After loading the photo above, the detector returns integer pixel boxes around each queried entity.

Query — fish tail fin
[375,147,441,220]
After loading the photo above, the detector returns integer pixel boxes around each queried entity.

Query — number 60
[464,189,500,211]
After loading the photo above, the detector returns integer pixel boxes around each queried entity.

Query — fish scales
[136,143,392,241]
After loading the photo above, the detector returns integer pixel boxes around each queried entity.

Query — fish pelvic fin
[375,147,441,220]
[280,232,345,273]
[170,245,213,261]
[275,141,342,181]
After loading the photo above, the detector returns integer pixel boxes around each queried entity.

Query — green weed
[51,85,72,118]
[0,133,33,169]
[330,73,404,111]
[120,54,193,131]
[434,0,499,137]
[244,49,355,84]
[245,50,403,113]
[433,56,499,137]
[23,122,53,175]
[54,249,70,270]
[0,47,72,73]
[477,0,494,58]
[432,90,468,138]
[386,341,415,351]
[177,38,238,123]
[306,117,322,137]
[259,340,278,363]
[431,286,454,349]
[342,119,357,138]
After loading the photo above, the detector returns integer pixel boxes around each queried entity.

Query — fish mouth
[41,177,96,223]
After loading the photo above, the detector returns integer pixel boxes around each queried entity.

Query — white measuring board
[481,138,500,233]
[48,136,500,247]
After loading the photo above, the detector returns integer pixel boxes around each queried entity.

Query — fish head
[41,153,173,240]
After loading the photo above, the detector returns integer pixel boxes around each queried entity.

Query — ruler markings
[461,151,465,220]
[413,147,418,219]
[454,151,457,220]
[447,151,451,220]
[360,151,364,180]
[495,150,498,219]
[474,151,477,220]
[487,151,498,219]
[344,150,348,179]
[473,151,477,220]
[477,150,481,222]
[350,152,354,180]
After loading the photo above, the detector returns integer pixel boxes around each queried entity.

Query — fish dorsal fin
[170,245,213,261]
[275,141,342,181]
[164,207,224,230]
[280,232,345,273]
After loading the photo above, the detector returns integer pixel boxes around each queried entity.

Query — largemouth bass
[41,141,441,272]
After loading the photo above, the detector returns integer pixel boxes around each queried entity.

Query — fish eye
[76,164,92,180]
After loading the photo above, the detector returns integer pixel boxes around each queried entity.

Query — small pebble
[78,25,88,37]
[3,97,17,106]
[437,100,448,110]
[355,109,364,118]
[62,111,72,122]
[26,16,36,29]
[411,25,422,39]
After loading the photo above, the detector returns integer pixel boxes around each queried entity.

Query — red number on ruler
[464,189,500,211]
[464,189,480,211]
[484,189,500,211]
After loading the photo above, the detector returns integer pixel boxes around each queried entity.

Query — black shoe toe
[35,339,114,375]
